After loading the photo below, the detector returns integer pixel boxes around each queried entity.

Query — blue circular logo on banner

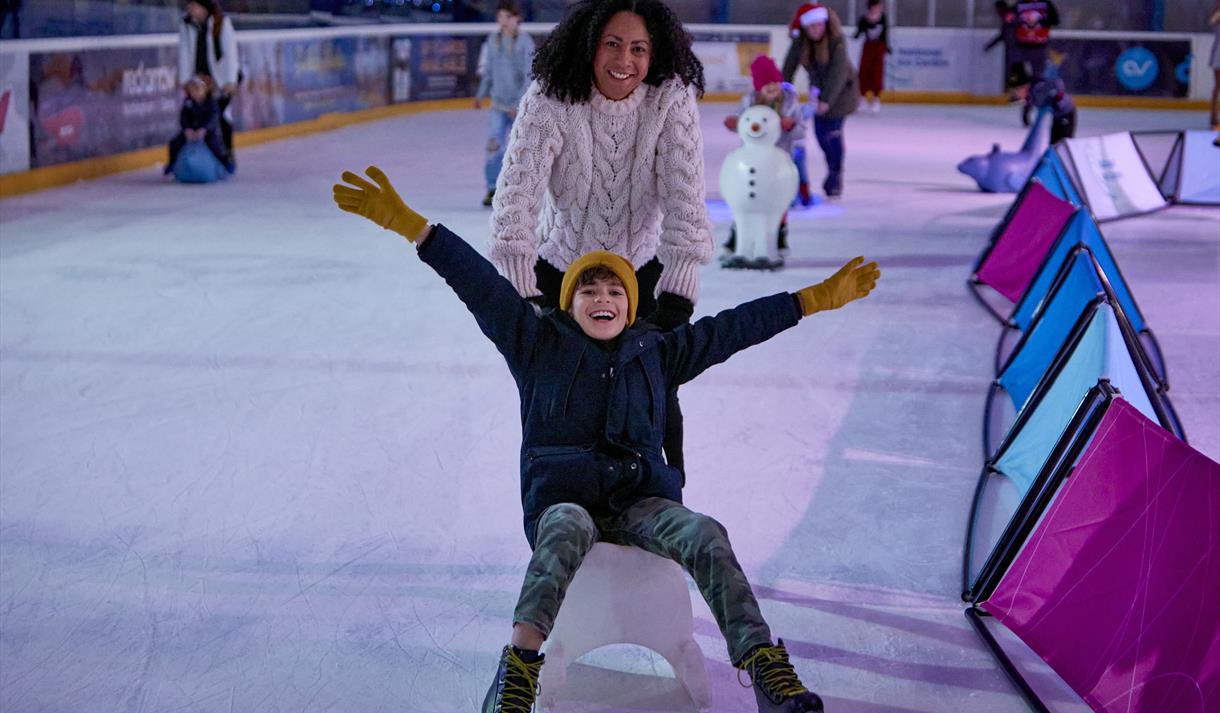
[1175,55,1192,85]
[1116,47,1158,91]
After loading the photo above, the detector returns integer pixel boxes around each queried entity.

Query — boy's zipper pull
[609,366,615,378]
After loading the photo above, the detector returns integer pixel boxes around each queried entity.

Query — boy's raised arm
[332,166,431,243]
[793,256,880,316]
[332,166,541,378]
[666,256,880,384]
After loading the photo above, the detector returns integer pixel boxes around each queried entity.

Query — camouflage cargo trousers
[513,497,773,665]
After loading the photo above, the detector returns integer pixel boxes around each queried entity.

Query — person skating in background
[177,0,239,162]
[1209,1,1220,130]
[474,0,535,207]
[490,0,715,480]
[722,55,807,259]
[783,2,857,198]
[854,0,891,114]
[984,1,1017,91]
[165,75,233,175]
[1006,61,1075,145]
[333,164,880,712]
[0,0,20,39]
[1011,0,1058,126]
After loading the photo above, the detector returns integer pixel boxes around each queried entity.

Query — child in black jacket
[165,75,232,175]
[332,166,879,713]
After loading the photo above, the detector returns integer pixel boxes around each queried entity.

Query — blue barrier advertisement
[1051,38,1190,98]
[236,36,389,130]
[30,46,179,167]
[391,35,481,102]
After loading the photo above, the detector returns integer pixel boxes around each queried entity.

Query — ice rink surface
[1,101,1217,712]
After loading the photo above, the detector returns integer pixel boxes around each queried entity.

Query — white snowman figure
[719,104,798,270]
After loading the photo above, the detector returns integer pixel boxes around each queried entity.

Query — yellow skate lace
[499,647,543,712]
[737,644,809,697]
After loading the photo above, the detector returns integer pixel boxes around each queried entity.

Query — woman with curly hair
[489,0,707,537]
[489,0,713,327]
[783,2,857,198]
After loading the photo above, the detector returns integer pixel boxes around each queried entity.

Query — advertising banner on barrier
[392,35,481,102]
[690,31,771,94]
[884,30,996,94]
[235,36,389,131]
[29,46,179,168]
[0,51,30,175]
[1063,133,1168,220]
[1052,38,1190,97]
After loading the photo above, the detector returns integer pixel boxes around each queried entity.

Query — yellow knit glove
[332,166,429,242]
[795,256,881,316]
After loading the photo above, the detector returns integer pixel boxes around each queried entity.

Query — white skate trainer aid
[538,542,711,710]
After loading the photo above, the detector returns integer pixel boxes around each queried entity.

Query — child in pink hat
[720,55,810,259]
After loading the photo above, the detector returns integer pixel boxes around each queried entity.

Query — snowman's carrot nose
[751,122,761,132]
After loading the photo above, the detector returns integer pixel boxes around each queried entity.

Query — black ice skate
[747,256,784,271]
[482,645,544,713]
[723,223,738,253]
[738,640,825,713]
[822,175,842,199]
[720,253,749,269]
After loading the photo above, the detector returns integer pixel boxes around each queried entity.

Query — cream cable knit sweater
[489,78,714,302]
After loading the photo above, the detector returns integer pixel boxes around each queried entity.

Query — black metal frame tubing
[968,382,1116,604]
[961,302,1105,598]
[965,385,1116,712]
[1081,247,1184,440]
[964,607,1054,713]
[964,303,1100,596]
[984,244,1106,457]
[1004,209,1166,386]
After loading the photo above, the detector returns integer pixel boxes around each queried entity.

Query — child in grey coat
[474,0,535,206]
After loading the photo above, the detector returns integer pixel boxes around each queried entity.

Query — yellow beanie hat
[559,251,639,325]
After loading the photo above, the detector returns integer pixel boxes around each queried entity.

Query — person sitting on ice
[721,54,808,260]
[332,165,880,713]
[1006,60,1075,145]
[165,75,233,176]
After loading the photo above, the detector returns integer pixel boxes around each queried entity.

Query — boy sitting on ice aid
[333,166,879,713]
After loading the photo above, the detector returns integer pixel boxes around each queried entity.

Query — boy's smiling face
[570,274,629,341]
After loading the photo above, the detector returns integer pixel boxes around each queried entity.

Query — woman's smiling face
[593,11,652,101]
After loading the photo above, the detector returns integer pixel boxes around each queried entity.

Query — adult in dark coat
[783,3,857,197]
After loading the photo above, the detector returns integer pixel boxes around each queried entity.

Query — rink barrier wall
[0,98,469,197]
[0,23,1212,195]
[0,88,1203,199]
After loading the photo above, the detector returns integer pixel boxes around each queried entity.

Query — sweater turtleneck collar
[590,82,648,116]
